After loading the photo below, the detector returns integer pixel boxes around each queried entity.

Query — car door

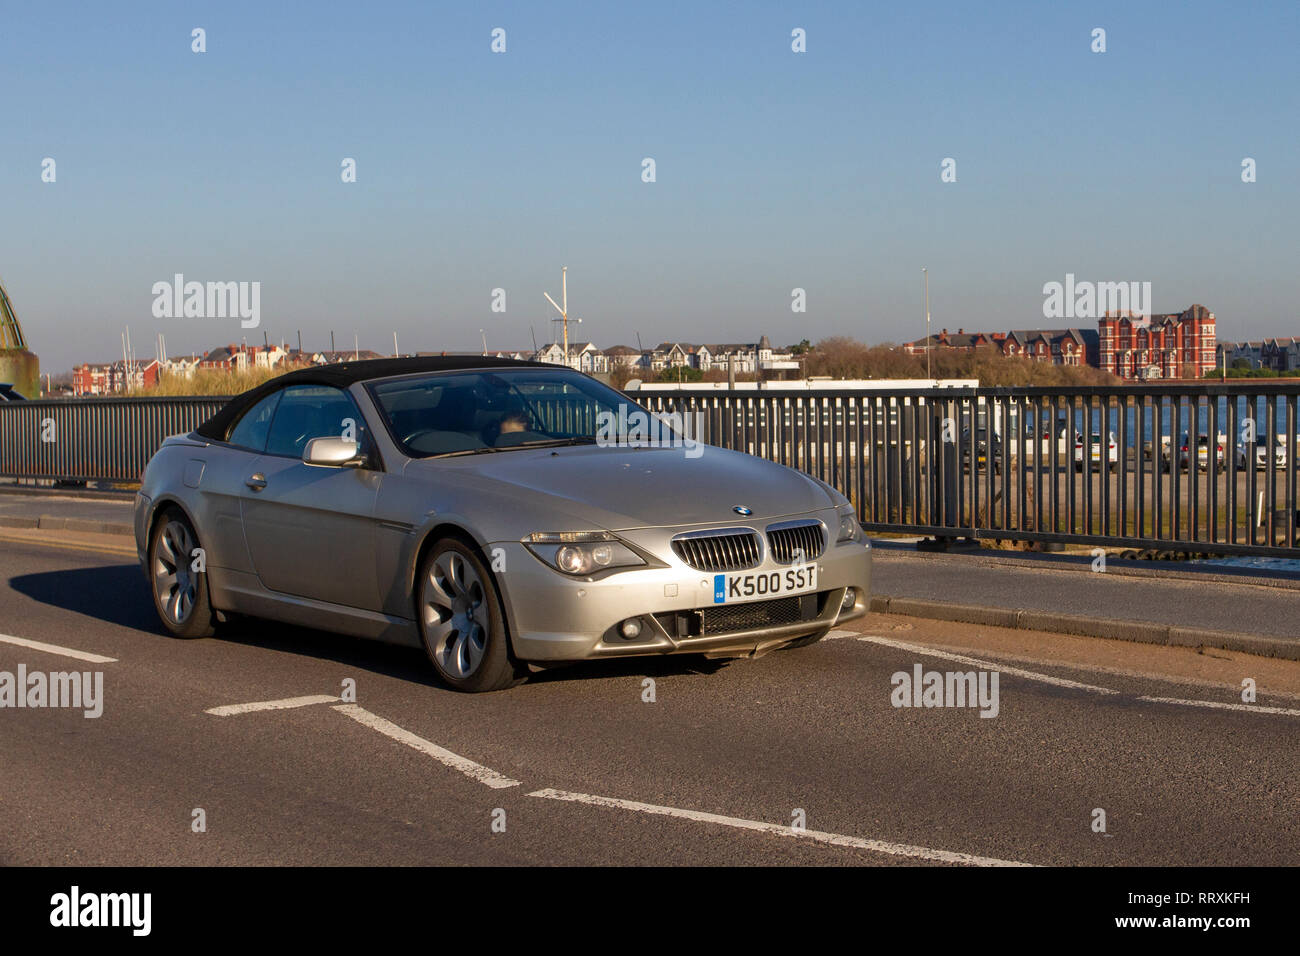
[200,389,283,576]
[240,384,383,610]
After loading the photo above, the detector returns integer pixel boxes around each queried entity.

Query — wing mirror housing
[303,437,364,467]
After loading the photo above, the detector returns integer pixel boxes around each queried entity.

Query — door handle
[245,473,267,490]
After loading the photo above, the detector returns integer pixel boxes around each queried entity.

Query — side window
[226,391,282,452]
[264,385,368,460]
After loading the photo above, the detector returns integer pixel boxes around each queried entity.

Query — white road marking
[824,629,860,640]
[205,694,339,716]
[332,704,521,790]
[852,634,1120,695]
[1138,696,1300,718]
[844,630,1300,718]
[0,633,117,664]
[528,788,1032,866]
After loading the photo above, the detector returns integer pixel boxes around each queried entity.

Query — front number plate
[714,566,817,604]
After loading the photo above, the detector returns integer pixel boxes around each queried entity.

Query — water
[1194,555,1300,574]
[1005,395,1299,452]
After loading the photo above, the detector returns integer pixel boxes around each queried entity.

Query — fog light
[841,587,856,610]
[620,618,643,640]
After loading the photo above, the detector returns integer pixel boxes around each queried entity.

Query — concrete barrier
[0,514,132,536]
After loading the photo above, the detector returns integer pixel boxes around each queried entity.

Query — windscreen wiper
[434,446,503,458]
[506,436,598,449]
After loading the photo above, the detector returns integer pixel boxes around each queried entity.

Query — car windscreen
[367,368,675,458]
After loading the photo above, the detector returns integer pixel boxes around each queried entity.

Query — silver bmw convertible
[135,357,871,691]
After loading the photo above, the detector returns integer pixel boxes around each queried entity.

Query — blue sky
[2,0,1297,373]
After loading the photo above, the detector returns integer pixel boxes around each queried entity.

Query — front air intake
[766,520,825,564]
[671,529,761,572]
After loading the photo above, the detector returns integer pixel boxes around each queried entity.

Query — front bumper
[492,531,872,662]
[1252,454,1287,468]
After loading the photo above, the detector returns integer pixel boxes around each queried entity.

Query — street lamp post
[923,267,931,383]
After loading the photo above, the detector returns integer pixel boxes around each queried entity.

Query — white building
[534,342,607,373]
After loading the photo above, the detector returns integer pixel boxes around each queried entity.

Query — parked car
[1144,438,1170,472]
[1074,431,1118,472]
[0,383,26,401]
[1032,418,1071,462]
[1237,434,1288,470]
[961,427,1002,473]
[135,357,872,692]
[1178,433,1225,471]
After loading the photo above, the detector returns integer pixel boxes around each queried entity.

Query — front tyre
[417,538,524,692]
[148,508,215,638]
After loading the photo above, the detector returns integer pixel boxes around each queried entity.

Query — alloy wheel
[422,550,489,679]
[153,519,198,625]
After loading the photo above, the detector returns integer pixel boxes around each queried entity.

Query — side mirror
[303,437,362,467]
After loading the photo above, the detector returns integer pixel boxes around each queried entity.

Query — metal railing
[3,384,1299,556]
[640,383,1300,557]
[0,396,227,483]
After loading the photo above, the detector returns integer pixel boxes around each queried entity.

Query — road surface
[1,531,1297,866]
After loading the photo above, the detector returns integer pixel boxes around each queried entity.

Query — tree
[798,335,1119,386]
[655,364,702,383]
[608,363,639,390]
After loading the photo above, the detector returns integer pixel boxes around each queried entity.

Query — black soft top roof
[194,355,549,441]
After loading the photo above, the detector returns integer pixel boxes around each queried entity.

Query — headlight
[836,505,862,543]
[525,531,647,576]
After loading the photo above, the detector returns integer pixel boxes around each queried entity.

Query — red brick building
[1098,305,1216,380]
[199,344,253,371]
[71,363,111,395]
[993,329,1097,366]
[904,328,1098,366]
[902,329,994,355]
[71,359,160,395]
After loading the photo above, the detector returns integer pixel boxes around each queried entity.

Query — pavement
[870,543,1300,659]
[0,490,134,536]
[2,530,1300,866]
